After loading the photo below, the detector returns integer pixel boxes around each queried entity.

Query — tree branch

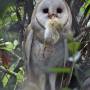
[0,65,16,76]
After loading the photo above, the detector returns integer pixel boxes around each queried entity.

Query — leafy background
[0,0,90,90]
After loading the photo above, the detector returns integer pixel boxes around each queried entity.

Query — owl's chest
[32,43,54,60]
[31,38,66,68]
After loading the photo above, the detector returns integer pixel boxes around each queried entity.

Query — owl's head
[31,0,72,45]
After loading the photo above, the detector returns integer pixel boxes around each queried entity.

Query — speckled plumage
[24,0,72,90]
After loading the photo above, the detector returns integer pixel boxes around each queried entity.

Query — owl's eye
[57,8,62,13]
[43,8,49,13]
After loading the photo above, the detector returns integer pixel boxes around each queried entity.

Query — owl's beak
[48,13,57,19]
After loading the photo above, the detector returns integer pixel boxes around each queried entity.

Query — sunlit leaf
[0,42,14,52]
[80,0,90,16]
[0,40,18,52]
[13,40,19,49]
[16,67,24,83]
[2,74,10,87]
[2,64,17,87]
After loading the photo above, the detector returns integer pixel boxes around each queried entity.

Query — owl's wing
[24,24,33,74]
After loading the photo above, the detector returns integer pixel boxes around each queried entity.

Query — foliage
[80,0,90,16]
[0,1,24,90]
[0,38,24,90]
[0,0,90,90]
[0,0,17,29]
[0,40,18,52]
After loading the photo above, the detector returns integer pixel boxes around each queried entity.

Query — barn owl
[24,0,73,90]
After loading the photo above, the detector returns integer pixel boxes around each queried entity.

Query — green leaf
[0,42,14,52]
[67,35,80,56]
[0,40,18,52]
[68,41,80,55]
[80,0,90,15]
[16,67,24,83]
[2,74,10,87]
[48,67,72,73]
[2,64,17,87]
[13,40,19,49]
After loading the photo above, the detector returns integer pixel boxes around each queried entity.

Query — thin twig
[0,65,17,76]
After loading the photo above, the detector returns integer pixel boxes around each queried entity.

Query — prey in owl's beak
[44,16,63,45]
